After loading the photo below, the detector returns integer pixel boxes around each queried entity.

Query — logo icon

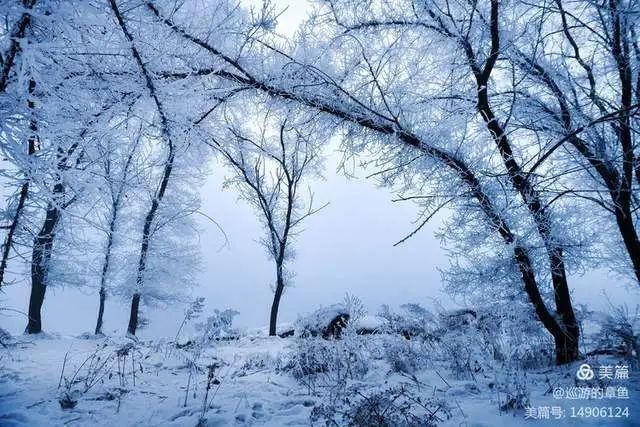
[576,363,594,380]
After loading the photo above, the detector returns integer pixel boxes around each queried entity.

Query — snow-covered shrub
[286,332,370,393]
[592,304,640,363]
[343,294,367,324]
[178,308,238,407]
[433,306,554,372]
[293,294,367,339]
[474,308,554,369]
[196,309,240,344]
[438,327,492,380]
[378,303,554,373]
[196,363,221,427]
[378,303,438,340]
[310,384,452,426]
[175,297,206,343]
[381,335,429,374]
[57,342,137,410]
[495,369,531,413]
[234,352,284,377]
[504,339,553,369]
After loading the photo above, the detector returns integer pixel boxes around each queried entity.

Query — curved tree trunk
[477,91,579,364]
[269,266,285,336]
[127,292,141,335]
[26,184,62,334]
[470,1,579,364]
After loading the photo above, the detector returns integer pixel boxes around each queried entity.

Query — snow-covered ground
[1,325,639,426]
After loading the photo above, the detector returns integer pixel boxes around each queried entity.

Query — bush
[295,295,367,339]
[233,352,284,377]
[437,328,492,380]
[286,332,370,393]
[0,327,13,348]
[378,303,437,340]
[434,307,554,372]
[377,302,555,373]
[496,370,531,413]
[381,335,429,375]
[592,304,639,364]
[195,309,240,344]
[310,384,451,427]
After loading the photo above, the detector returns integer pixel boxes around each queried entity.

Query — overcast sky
[1,0,638,337]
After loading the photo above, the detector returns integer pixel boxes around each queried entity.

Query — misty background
[1,145,633,337]
[0,0,636,338]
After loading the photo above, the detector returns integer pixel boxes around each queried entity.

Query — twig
[58,350,70,389]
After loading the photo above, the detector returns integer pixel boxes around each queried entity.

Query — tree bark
[95,287,106,335]
[94,210,118,335]
[0,0,37,92]
[127,292,141,335]
[477,95,580,364]
[0,77,38,290]
[25,121,81,333]
[269,266,285,336]
[0,181,29,291]
[127,199,162,336]
[26,183,62,334]
[470,1,579,363]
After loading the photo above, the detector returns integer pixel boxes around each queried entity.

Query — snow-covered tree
[137,0,585,362]
[506,0,640,283]
[211,108,325,335]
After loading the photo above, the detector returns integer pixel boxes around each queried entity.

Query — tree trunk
[462,0,579,364]
[554,325,580,364]
[127,206,154,336]
[476,76,579,364]
[110,0,176,336]
[0,3,38,289]
[26,188,61,334]
[269,266,284,336]
[614,200,640,281]
[95,287,106,335]
[95,211,117,335]
[512,245,576,364]
[476,96,580,363]
[548,247,580,364]
[609,0,639,284]
[0,181,29,290]
[0,79,38,290]
[127,292,141,335]
[0,0,37,92]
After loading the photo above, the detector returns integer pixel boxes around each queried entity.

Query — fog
[2,148,636,337]
[1,0,637,338]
